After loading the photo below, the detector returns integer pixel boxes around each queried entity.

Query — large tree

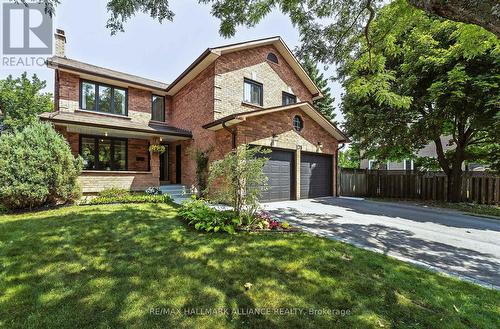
[300,56,335,121]
[0,73,53,131]
[18,0,499,40]
[340,0,499,202]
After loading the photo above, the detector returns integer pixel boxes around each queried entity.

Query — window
[267,52,279,64]
[151,95,165,122]
[243,78,263,106]
[80,135,128,171]
[282,92,297,105]
[80,80,127,116]
[293,115,304,132]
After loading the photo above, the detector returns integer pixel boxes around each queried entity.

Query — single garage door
[260,149,294,202]
[300,153,332,199]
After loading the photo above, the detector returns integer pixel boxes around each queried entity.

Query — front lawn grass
[0,204,498,329]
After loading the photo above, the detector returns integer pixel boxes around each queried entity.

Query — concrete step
[159,185,191,197]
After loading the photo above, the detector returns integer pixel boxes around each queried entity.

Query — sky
[0,0,344,122]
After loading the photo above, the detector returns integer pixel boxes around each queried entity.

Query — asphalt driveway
[263,197,500,289]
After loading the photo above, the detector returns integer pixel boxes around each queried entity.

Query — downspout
[222,121,237,150]
[54,69,60,112]
[335,143,346,197]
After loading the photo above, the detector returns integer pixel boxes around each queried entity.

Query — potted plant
[149,144,166,154]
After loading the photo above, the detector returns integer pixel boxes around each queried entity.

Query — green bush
[98,187,130,198]
[178,197,240,234]
[0,122,82,211]
[86,193,173,205]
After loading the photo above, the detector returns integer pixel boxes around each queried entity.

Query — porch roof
[40,111,192,139]
[202,102,349,142]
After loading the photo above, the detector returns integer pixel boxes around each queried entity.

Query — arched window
[267,52,279,64]
[293,115,304,132]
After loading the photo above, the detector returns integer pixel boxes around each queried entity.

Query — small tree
[0,73,52,132]
[207,145,270,217]
[0,121,83,211]
[189,146,213,197]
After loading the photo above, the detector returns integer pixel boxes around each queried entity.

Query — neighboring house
[40,30,348,202]
[360,136,455,171]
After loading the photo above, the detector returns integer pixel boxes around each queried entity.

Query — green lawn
[0,204,498,329]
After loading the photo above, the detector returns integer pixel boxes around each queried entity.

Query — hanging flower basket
[149,144,166,154]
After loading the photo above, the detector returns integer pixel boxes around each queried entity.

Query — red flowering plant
[251,211,289,230]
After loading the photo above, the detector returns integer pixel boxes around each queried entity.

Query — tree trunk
[447,165,463,203]
[408,0,500,37]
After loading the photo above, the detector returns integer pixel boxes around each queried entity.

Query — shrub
[145,187,161,195]
[207,145,270,217]
[0,122,82,211]
[189,146,213,197]
[179,197,240,234]
[86,193,173,205]
[98,187,130,198]
[281,221,290,229]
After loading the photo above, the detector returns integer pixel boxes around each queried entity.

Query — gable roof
[202,102,349,142]
[166,36,322,99]
[47,56,169,92]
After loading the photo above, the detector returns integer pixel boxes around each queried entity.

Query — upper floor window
[151,95,165,122]
[80,80,127,116]
[282,92,297,105]
[243,78,263,106]
[267,52,279,64]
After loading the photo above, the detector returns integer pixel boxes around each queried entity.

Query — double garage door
[260,148,332,202]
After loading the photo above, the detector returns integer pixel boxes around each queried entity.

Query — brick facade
[214,45,312,118]
[51,40,343,197]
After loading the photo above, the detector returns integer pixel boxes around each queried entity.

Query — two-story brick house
[41,30,348,202]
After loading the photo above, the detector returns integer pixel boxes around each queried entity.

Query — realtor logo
[2,3,53,55]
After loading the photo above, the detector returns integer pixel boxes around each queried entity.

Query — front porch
[40,111,192,193]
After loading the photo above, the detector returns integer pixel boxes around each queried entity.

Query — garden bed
[179,197,294,234]
[79,187,173,206]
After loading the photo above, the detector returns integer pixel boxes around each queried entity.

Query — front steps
[159,184,191,203]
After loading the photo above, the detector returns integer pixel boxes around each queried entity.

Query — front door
[175,145,182,184]
[159,144,169,182]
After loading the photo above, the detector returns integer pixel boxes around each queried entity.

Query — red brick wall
[128,87,151,114]
[169,63,217,186]
[58,71,79,104]
[128,139,150,171]
[235,109,339,155]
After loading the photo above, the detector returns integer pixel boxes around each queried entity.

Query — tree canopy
[0,73,53,132]
[300,56,335,121]
[19,0,499,43]
[340,0,499,201]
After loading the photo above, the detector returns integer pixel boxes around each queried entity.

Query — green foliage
[0,121,82,211]
[86,193,173,205]
[280,221,290,229]
[189,146,213,197]
[98,187,130,198]
[178,197,239,234]
[0,73,53,131]
[299,55,335,121]
[339,147,360,169]
[207,145,270,216]
[340,1,499,177]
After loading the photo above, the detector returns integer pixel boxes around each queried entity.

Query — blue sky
[1,0,344,121]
